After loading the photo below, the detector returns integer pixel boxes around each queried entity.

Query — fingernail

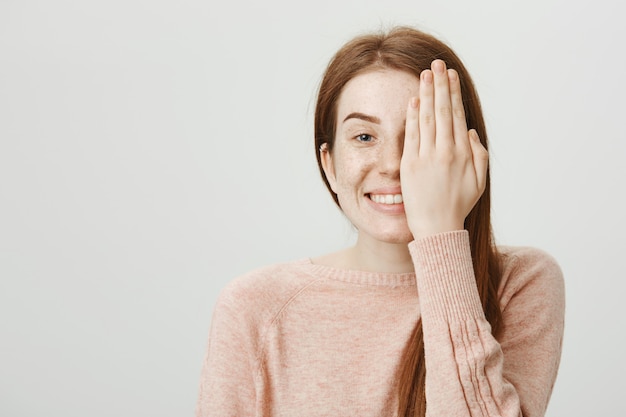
[410,97,418,108]
[448,69,457,81]
[421,70,432,83]
[433,60,445,74]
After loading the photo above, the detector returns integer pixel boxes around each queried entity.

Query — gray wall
[1,0,624,415]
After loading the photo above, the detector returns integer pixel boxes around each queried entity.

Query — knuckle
[421,112,435,125]
[476,147,489,160]
[453,106,465,119]
[436,147,456,164]
[437,105,452,118]
[457,147,472,160]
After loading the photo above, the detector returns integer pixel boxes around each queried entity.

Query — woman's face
[321,69,420,244]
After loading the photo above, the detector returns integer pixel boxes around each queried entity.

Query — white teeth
[370,194,403,204]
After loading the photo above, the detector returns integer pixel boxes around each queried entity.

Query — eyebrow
[342,112,381,124]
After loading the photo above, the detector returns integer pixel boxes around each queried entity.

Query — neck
[349,233,414,273]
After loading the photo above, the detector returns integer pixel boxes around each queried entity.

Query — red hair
[313,26,503,416]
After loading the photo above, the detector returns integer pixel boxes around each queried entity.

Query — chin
[381,234,414,244]
[370,227,415,244]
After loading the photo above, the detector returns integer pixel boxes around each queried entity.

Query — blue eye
[355,133,373,142]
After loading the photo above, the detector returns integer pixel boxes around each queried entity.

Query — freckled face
[321,69,420,244]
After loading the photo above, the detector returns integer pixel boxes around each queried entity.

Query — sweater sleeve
[196,281,259,417]
[408,231,565,417]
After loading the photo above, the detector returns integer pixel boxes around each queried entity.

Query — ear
[320,143,338,193]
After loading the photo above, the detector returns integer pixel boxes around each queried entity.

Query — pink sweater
[196,231,565,416]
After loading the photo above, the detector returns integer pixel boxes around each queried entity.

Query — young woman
[196,26,565,417]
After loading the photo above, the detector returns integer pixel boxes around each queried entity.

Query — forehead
[336,69,420,121]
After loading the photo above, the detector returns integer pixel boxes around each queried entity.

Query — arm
[409,231,564,417]
[401,60,564,416]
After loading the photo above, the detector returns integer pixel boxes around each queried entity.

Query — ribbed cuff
[408,230,485,323]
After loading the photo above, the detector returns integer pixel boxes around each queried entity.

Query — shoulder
[212,259,322,331]
[496,246,565,309]
[498,245,563,279]
[218,259,321,305]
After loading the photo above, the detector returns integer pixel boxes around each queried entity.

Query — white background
[1,0,624,415]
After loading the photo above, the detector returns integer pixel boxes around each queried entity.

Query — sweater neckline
[301,258,417,287]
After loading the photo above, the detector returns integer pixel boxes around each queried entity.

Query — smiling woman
[196,26,565,417]
[320,69,420,247]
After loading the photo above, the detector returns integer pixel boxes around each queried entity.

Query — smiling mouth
[367,193,404,205]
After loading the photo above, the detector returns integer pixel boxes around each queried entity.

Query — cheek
[333,154,372,192]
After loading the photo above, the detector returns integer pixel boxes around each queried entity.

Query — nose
[378,136,403,177]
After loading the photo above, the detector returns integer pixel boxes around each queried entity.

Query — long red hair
[313,27,503,416]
